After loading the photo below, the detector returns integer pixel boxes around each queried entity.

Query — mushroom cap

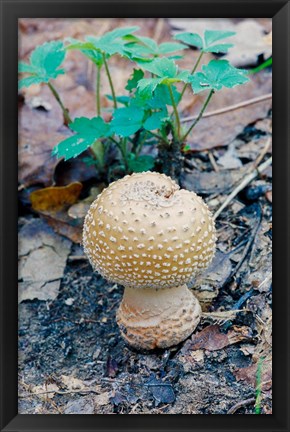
[83,171,216,289]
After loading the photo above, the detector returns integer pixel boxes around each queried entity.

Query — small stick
[213,157,272,220]
[253,137,272,168]
[227,397,255,414]
[207,150,219,172]
[181,93,272,123]
[19,388,102,398]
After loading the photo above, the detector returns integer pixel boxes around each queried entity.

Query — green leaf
[18,61,37,73]
[101,26,140,43]
[18,40,65,88]
[158,42,188,54]
[203,43,233,53]
[111,107,144,136]
[125,69,144,91]
[174,33,203,49]
[18,76,44,89]
[65,38,104,66]
[137,77,164,96]
[52,117,111,160]
[175,30,235,54]
[204,30,235,46]
[106,95,131,105]
[140,57,178,78]
[124,36,187,59]
[148,84,180,108]
[30,41,65,80]
[143,110,168,131]
[127,154,155,172]
[189,59,249,94]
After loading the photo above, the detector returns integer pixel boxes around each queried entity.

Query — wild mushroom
[83,172,216,350]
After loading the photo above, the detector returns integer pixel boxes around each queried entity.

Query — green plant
[255,356,265,414]
[18,27,250,181]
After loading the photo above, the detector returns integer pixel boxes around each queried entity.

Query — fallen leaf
[188,324,252,351]
[202,310,241,324]
[18,218,71,302]
[68,184,105,220]
[94,392,111,407]
[32,383,59,399]
[64,397,94,414]
[181,163,252,195]
[145,375,175,406]
[61,375,86,391]
[217,143,242,170]
[30,182,82,212]
[234,354,272,391]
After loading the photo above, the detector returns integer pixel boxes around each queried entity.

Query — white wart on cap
[83,172,216,350]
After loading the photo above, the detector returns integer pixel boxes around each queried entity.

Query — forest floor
[18,17,272,414]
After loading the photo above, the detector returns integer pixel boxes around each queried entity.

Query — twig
[253,137,272,168]
[213,157,272,220]
[207,150,219,172]
[227,397,255,414]
[153,18,165,42]
[19,388,101,398]
[181,93,272,123]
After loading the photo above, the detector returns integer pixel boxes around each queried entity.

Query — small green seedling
[19,26,250,180]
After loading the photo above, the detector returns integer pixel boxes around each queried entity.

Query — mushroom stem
[116,284,201,350]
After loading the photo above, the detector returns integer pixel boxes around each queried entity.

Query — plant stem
[178,51,204,104]
[96,65,101,116]
[255,357,265,414]
[147,130,169,145]
[102,53,117,109]
[168,83,181,139]
[182,89,214,141]
[48,82,72,125]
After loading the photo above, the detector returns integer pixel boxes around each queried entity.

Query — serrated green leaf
[127,154,155,172]
[18,76,45,89]
[143,110,168,131]
[189,59,249,94]
[18,61,37,73]
[203,43,233,53]
[52,117,111,160]
[65,38,104,66]
[158,42,187,54]
[175,29,235,54]
[148,84,180,108]
[174,32,203,49]
[137,77,164,96]
[101,26,140,43]
[111,107,144,137]
[140,57,178,78]
[18,40,66,87]
[30,41,65,79]
[204,30,235,47]
[125,69,144,91]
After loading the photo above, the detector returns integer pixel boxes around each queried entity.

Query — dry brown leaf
[68,185,105,220]
[234,354,272,391]
[60,375,87,391]
[18,218,71,302]
[94,392,111,407]
[188,324,252,351]
[30,182,82,212]
[202,310,242,324]
[32,383,60,399]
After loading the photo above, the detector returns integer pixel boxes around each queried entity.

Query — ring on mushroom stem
[83,171,217,350]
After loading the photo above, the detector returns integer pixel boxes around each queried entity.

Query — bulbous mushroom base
[116,284,201,350]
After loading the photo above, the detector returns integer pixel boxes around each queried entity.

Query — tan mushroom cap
[83,171,216,289]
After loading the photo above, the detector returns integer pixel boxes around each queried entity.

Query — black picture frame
[1,0,289,431]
